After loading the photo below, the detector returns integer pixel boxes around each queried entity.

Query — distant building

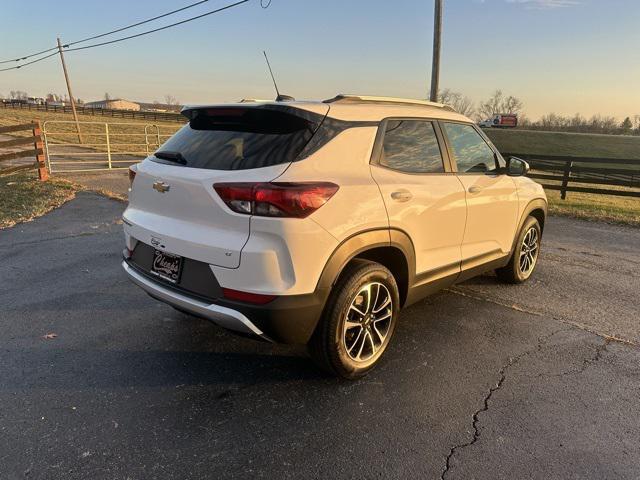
[84,99,140,111]
[27,97,45,105]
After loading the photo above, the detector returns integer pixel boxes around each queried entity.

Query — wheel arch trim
[316,228,415,296]
[511,198,547,254]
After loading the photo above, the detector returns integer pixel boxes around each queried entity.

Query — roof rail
[323,94,456,112]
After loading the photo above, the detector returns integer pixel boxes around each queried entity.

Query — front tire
[496,216,541,284]
[309,260,400,379]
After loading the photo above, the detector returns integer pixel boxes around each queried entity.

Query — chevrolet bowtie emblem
[153,181,170,193]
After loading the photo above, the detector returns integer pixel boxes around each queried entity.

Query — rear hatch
[125,103,329,268]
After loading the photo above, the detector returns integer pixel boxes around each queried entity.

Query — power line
[65,0,211,47]
[0,0,241,64]
[64,0,250,53]
[0,46,58,65]
[0,51,58,72]
[0,0,262,74]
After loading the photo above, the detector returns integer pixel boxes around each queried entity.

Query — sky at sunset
[1,0,638,120]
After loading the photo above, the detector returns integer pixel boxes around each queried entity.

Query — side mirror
[507,157,530,177]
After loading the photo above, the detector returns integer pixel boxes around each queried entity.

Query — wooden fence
[0,122,48,180]
[504,153,640,199]
[1,101,184,123]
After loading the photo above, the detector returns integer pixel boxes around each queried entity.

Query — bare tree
[569,113,587,131]
[164,94,179,106]
[502,95,523,114]
[11,90,29,100]
[518,113,532,127]
[437,88,475,117]
[104,92,111,101]
[478,90,524,119]
[601,116,618,134]
[478,90,504,119]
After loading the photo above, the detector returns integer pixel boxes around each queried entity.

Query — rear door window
[441,122,498,173]
[379,120,445,173]
[153,107,319,170]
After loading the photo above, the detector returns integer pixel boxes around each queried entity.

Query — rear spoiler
[180,104,329,124]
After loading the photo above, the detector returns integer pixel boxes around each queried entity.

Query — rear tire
[496,216,541,284]
[309,260,400,379]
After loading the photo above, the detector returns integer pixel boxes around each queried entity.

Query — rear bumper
[122,260,328,344]
[122,261,273,342]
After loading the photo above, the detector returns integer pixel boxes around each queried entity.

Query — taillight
[128,165,137,187]
[213,182,339,218]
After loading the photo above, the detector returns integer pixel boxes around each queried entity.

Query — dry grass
[0,107,182,156]
[2,109,637,227]
[532,174,640,226]
[547,189,640,226]
[0,170,79,229]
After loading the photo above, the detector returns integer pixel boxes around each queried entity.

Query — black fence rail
[503,153,640,199]
[1,101,184,123]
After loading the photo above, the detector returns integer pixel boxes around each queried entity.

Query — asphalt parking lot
[1,192,639,479]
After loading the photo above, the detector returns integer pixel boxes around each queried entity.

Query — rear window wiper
[154,151,187,165]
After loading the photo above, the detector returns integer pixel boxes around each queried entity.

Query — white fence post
[105,123,112,169]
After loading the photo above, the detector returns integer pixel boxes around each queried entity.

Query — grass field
[1,110,638,226]
[485,128,639,225]
[0,170,79,229]
[485,128,640,160]
[546,190,639,226]
[0,108,182,156]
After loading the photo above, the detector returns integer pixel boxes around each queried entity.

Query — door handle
[468,186,482,194]
[391,190,412,202]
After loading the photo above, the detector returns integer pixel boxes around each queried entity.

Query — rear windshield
[152,107,318,170]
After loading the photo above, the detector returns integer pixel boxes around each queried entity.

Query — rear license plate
[151,249,183,283]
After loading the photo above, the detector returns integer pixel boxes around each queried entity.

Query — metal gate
[43,121,181,174]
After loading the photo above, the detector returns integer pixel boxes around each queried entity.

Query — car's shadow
[4,287,526,393]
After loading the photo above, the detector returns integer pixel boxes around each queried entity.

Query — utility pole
[56,38,83,144]
[429,0,443,102]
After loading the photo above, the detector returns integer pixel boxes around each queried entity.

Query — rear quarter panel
[275,126,388,241]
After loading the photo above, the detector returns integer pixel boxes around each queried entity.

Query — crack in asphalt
[543,338,611,378]
[440,328,568,480]
[440,285,628,480]
[448,287,637,347]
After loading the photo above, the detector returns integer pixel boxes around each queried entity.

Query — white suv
[122,95,547,378]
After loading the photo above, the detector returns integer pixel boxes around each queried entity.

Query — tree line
[519,113,639,136]
[2,88,638,136]
[437,88,639,136]
[437,89,523,119]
